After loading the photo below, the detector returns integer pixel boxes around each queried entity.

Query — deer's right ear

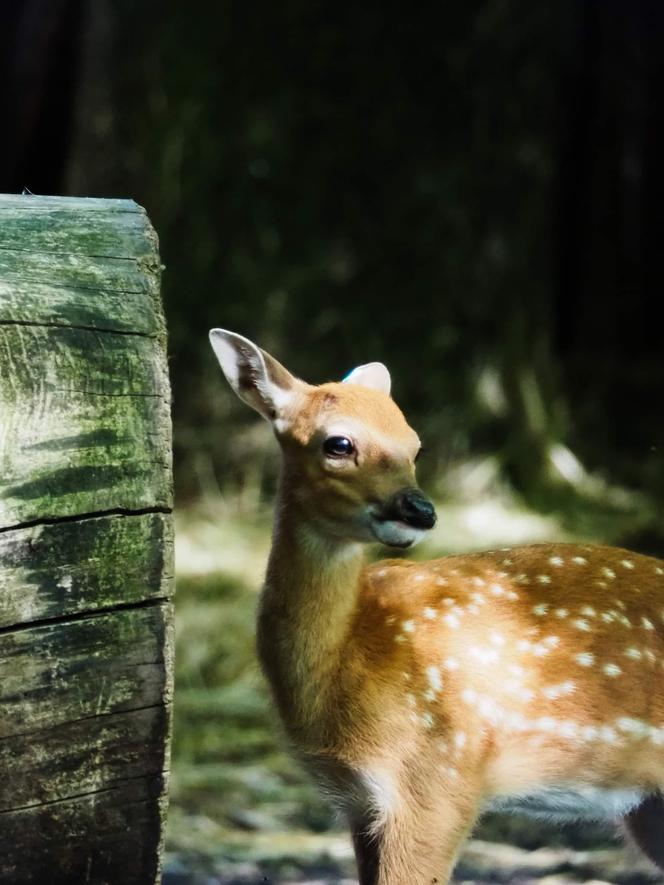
[209,329,299,425]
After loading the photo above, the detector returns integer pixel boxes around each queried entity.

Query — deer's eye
[323,436,355,457]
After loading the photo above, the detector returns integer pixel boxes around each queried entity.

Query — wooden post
[0,195,174,884]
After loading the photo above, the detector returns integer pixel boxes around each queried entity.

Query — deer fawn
[210,329,664,885]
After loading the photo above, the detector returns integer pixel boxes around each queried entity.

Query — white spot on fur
[624,647,642,660]
[621,560,635,570]
[490,631,506,646]
[422,607,437,620]
[444,656,460,670]
[537,575,551,584]
[580,606,596,617]
[599,726,619,743]
[454,731,467,749]
[575,652,595,666]
[549,556,564,567]
[421,712,434,728]
[572,619,592,632]
[490,583,506,597]
[469,645,500,665]
[533,603,549,616]
[444,613,460,629]
[426,666,443,694]
[572,556,588,565]
[462,688,477,705]
[602,567,616,580]
[402,620,416,633]
[554,608,569,619]
[471,576,486,587]
[543,680,576,699]
[617,717,649,737]
[642,617,655,631]
[603,663,622,677]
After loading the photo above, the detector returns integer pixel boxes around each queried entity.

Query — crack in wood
[0,318,156,338]
[0,595,170,638]
[0,702,171,743]
[0,505,172,536]
[0,772,165,816]
[0,245,154,262]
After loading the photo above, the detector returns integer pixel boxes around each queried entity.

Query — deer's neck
[257,486,365,737]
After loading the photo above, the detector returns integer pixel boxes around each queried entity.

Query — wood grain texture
[0,194,173,884]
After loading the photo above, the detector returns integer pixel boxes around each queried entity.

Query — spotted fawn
[210,329,664,885]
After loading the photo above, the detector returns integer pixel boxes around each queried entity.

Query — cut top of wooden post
[0,194,172,527]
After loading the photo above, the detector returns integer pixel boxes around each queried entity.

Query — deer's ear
[209,329,299,424]
[342,362,391,396]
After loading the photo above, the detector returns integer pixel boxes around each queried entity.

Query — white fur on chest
[487,785,645,822]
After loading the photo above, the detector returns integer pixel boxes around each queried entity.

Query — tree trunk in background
[0,0,87,194]
[555,0,664,500]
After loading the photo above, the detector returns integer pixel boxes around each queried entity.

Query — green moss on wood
[0,325,171,527]
[0,513,173,628]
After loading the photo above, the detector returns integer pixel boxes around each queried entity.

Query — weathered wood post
[0,195,174,884]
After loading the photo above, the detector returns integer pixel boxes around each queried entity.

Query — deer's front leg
[623,792,664,871]
[351,786,480,885]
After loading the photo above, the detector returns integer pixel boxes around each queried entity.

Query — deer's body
[210,329,664,885]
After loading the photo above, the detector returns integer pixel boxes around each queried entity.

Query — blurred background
[2,1,664,882]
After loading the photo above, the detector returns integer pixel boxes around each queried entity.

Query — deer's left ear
[342,362,391,396]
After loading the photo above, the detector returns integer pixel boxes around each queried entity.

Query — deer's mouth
[369,514,428,549]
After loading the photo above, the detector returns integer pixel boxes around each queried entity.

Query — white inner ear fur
[342,362,391,395]
[209,328,295,425]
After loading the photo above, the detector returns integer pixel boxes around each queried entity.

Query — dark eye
[324,436,355,457]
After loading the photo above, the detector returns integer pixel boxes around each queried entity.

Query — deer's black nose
[388,489,437,530]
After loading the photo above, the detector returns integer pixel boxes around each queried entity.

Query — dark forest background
[2,2,664,882]
[2,0,663,528]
